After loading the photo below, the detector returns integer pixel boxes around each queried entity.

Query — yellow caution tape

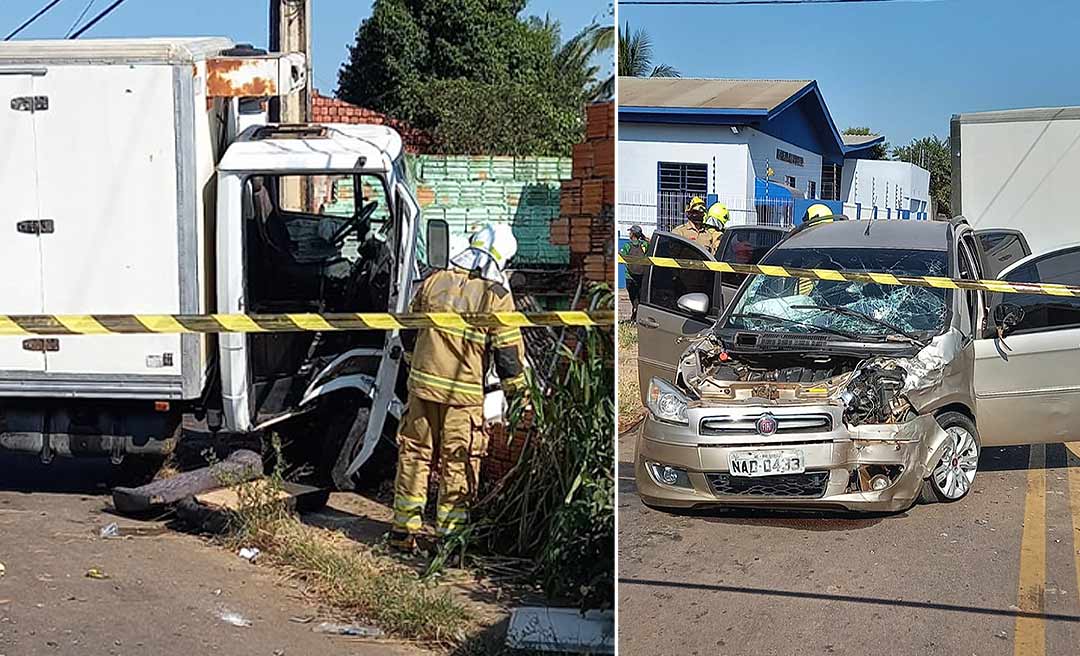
[617,255,1080,298]
[0,311,614,336]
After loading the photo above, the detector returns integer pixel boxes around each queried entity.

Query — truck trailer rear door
[31,64,185,379]
[0,72,45,372]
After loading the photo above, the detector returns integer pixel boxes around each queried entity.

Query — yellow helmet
[685,196,707,213]
[803,203,835,224]
[705,202,730,228]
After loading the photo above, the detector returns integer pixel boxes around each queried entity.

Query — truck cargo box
[952,106,1080,256]
[0,38,232,400]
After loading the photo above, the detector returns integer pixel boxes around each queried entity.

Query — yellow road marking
[1015,444,1046,656]
[1064,443,1080,637]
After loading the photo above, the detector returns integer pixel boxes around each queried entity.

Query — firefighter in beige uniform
[390,224,526,550]
[671,196,723,255]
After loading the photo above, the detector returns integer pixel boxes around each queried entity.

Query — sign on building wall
[776,148,805,167]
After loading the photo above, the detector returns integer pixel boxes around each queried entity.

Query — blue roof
[619,79,884,165]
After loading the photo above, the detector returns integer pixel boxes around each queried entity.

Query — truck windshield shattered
[726,247,950,339]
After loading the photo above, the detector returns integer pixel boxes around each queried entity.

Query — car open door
[973,244,1080,445]
[637,232,719,401]
[713,225,787,308]
[974,228,1031,279]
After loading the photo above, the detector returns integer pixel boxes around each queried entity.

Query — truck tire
[919,411,980,504]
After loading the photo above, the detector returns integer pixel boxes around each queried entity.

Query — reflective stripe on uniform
[797,278,815,296]
[492,327,523,348]
[393,512,423,532]
[435,325,487,345]
[394,494,426,512]
[408,369,485,395]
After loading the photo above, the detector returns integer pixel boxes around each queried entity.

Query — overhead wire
[68,0,128,39]
[621,0,936,5]
[4,0,65,41]
[64,0,98,38]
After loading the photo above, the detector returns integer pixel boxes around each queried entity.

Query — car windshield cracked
[725,247,950,339]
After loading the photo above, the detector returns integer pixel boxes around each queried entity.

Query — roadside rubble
[312,622,385,638]
[506,607,615,654]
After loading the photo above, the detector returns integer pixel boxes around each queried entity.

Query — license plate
[729,450,805,477]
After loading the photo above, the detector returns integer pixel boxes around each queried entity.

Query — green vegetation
[337,0,613,156]
[893,135,952,218]
[225,438,469,647]
[618,22,679,78]
[458,290,615,609]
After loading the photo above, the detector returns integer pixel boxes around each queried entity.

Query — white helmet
[450,222,518,285]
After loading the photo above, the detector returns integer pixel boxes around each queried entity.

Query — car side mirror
[677,292,710,317]
[427,218,450,269]
[993,302,1025,336]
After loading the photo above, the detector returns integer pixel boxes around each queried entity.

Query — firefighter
[796,204,837,295]
[672,196,723,254]
[704,201,731,233]
[390,224,527,551]
[619,225,649,323]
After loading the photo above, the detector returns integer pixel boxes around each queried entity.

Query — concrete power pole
[270,0,312,124]
[270,0,313,210]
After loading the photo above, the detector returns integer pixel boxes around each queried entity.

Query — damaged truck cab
[636,218,1080,512]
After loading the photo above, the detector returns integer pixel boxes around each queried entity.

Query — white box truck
[951,106,1080,257]
[0,38,444,488]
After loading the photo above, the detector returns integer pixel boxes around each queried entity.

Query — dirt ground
[0,454,525,656]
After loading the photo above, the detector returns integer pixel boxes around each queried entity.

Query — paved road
[0,454,421,656]
[618,428,1080,656]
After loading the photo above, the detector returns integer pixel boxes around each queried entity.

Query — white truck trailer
[951,106,1080,257]
[0,38,446,488]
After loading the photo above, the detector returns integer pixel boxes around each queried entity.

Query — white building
[840,143,931,220]
[617,77,929,238]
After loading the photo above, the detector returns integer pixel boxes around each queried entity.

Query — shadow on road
[618,576,1080,624]
[0,452,113,494]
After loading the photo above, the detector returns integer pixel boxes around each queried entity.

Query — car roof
[728,224,787,233]
[778,219,950,251]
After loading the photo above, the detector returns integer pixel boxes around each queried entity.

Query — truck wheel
[919,411,980,504]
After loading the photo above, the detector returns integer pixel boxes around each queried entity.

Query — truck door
[636,232,718,401]
[31,64,183,377]
[0,72,46,372]
[973,245,1080,445]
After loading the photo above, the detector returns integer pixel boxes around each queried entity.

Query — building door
[656,162,707,232]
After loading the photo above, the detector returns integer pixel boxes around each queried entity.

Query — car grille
[699,413,832,436]
[706,471,830,498]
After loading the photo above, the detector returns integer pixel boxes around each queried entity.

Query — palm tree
[556,22,616,101]
[618,22,679,78]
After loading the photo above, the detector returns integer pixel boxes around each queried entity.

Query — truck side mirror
[677,292,710,317]
[993,302,1025,337]
[427,219,450,269]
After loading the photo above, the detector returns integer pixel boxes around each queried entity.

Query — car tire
[919,411,980,504]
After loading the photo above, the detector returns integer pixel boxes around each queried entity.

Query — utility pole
[269,0,312,124]
[270,0,313,210]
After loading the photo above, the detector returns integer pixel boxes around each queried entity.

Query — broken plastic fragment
[219,610,253,628]
[313,622,385,638]
[99,522,120,539]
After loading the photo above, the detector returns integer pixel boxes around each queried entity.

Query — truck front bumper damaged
[635,412,950,512]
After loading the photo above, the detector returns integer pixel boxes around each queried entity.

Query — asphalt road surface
[618,428,1080,656]
[0,454,421,656]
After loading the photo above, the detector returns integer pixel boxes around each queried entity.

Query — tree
[842,126,889,160]
[893,135,952,218]
[336,0,601,156]
[618,22,679,78]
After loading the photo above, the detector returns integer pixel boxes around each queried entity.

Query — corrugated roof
[618,77,812,111]
[842,134,883,146]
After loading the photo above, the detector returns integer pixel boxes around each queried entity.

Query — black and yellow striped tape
[617,255,1080,298]
[0,311,614,336]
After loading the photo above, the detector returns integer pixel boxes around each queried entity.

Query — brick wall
[311,90,431,152]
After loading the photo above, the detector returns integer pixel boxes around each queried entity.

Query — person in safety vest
[619,225,649,323]
[390,223,527,551]
[672,196,723,254]
[796,204,838,295]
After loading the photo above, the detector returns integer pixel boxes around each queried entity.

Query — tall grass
[469,288,615,609]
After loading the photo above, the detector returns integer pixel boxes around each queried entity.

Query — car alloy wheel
[931,425,979,500]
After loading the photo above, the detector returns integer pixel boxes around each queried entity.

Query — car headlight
[646,377,689,425]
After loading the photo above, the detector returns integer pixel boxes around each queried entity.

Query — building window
[820,163,841,201]
[808,180,817,199]
[657,162,708,232]
[785,175,796,189]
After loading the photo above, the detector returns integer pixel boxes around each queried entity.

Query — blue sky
[618,0,1078,146]
[1,0,612,95]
